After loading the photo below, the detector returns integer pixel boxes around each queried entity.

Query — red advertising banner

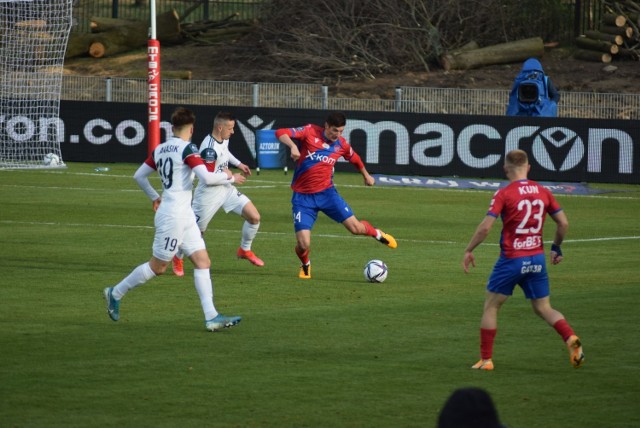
[147,39,160,155]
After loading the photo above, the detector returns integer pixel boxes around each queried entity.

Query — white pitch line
[1,171,638,200]
[2,220,638,246]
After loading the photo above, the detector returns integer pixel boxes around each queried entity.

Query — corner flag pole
[147,0,161,155]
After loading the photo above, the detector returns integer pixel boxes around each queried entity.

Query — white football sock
[240,221,259,250]
[112,262,155,300]
[194,268,218,320]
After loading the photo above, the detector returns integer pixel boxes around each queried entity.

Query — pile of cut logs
[574,2,640,63]
[65,9,253,70]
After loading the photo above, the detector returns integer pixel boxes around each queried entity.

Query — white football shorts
[152,211,206,261]
[192,185,250,232]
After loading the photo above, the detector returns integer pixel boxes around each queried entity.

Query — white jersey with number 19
[148,137,202,216]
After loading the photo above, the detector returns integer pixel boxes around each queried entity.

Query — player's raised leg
[346,218,397,249]
[236,201,264,267]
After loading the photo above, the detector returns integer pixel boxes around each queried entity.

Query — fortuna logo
[305,151,336,165]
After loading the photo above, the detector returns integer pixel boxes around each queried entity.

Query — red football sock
[552,319,575,342]
[480,328,497,360]
[295,246,310,265]
[360,220,378,237]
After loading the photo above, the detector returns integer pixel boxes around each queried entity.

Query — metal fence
[61,75,640,119]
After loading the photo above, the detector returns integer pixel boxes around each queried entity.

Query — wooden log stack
[574,1,640,63]
[65,10,254,65]
[65,10,183,60]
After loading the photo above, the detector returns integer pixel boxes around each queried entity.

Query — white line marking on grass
[562,236,640,243]
[3,220,638,247]
[0,183,283,193]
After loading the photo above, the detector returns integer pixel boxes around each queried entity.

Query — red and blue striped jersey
[487,179,562,258]
[275,124,364,194]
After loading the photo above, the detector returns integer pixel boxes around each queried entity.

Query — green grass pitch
[1,163,639,427]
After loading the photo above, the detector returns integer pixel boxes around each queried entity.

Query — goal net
[0,0,73,169]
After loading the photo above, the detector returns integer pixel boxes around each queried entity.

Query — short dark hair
[325,111,346,127]
[171,107,196,128]
[214,111,235,127]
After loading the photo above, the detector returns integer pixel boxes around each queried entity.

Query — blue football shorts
[486,253,550,299]
[291,187,354,232]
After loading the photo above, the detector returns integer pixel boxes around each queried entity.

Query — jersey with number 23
[488,179,562,259]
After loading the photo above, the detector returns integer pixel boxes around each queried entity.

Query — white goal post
[0,0,73,168]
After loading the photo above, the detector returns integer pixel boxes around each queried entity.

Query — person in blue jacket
[506,58,560,117]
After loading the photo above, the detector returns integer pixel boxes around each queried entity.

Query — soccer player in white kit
[172,111,264,276]
[103,107,241,332]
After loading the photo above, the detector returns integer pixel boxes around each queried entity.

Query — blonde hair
[505,149,528,170]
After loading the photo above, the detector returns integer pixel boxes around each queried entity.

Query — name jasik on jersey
[146,138,202,215]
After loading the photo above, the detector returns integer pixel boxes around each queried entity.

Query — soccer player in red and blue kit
[462,149,584,370]
[275,111,397,279]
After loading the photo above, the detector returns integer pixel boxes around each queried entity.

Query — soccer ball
[43,153,61,166]
[364,259,388,283]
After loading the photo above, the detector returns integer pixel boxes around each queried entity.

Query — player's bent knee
[189,249,211,269]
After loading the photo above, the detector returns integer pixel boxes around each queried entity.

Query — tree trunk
[449,40,480,56]
[598,25,634,38]
[186,26,253,45]
[584,30,624,45]
[573,49,612,63]
[576,36,619,54]
[90,10,182,44]
[65,32,100,58]
[154,9,183,44]
[602,13,627,27]
[90,21,148,52]
[66,10,183,59]
[15,19,47,29]
[439,37,544,71]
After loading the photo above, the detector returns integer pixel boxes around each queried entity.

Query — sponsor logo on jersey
[305,151,336,165]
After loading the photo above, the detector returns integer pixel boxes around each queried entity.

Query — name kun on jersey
[518,184,540,195]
